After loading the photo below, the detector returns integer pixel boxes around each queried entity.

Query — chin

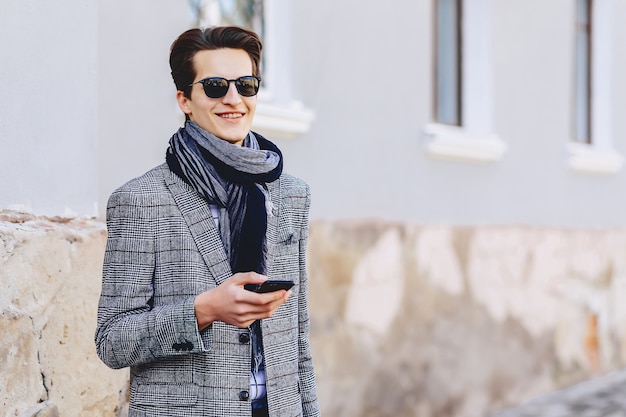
[220,134,246,144]
[216,129,249,145]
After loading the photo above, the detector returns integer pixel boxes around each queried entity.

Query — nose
[222,81,242,104]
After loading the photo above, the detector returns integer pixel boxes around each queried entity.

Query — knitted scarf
[165,120,282,275]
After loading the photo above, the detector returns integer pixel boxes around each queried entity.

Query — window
[190,0,267,82]
[568,0,622,173]
[434,0,462,126]
[188,0,314,139]
[424,0,505,163]
[191,0,264,30]
[574,0,592,144]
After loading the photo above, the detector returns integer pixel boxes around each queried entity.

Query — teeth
[220,113,242,119]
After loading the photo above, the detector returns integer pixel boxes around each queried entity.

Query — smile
[218,113,244,119]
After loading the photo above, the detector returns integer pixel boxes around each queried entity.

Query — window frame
[568,0,623,174]
[424,0,506,163]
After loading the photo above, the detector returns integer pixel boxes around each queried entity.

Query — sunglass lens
[202,78,229,98]
[236,77,259,97]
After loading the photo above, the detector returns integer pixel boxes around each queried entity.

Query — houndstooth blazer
[95,163,320,417]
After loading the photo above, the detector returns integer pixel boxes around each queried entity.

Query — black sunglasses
[189,76,261,98]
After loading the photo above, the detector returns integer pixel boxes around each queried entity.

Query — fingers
[235,290,292,326]
[229,271,267,286]
[243,289,290,311]
[195,273,292,329]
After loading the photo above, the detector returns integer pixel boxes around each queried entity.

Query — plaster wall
[0,0,98,217]
[94,0,626,227]
[284,0,626,228]
[97,0,190,216]
[5,0,617,224]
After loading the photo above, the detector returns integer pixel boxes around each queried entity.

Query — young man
[95,26,320,417]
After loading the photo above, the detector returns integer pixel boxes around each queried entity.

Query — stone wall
[307,221,626,417]
[3,214,626,416]
[0,212,126,417]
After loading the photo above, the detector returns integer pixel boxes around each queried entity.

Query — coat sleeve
[296,184,321,416]
[94,186,208,370]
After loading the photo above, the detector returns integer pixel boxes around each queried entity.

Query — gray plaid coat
[95,163,320,417]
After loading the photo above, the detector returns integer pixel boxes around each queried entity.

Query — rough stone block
[1,214,128,417]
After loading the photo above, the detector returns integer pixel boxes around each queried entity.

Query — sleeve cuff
[151,296,211,357]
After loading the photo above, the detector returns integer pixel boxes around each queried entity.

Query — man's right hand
[193,272,292,330]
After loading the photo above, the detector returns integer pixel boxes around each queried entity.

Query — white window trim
[253,0,314,139]
[257,0,277,102]
[424,123,506,163]
[567,0,623,174]
[568,143,623,174]
[253,101,315,139]
[424,0,506,163]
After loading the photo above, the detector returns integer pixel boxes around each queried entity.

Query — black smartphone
[244,280,295,293]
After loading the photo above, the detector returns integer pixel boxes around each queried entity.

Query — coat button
[239,390,250,401]
[239,332,250,344]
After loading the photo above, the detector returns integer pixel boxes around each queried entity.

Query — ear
[176,90,192,116]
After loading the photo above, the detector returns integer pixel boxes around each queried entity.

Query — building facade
[2,1,626,416]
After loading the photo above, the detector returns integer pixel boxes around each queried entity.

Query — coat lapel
[265,177,281,272]
[163,167,233,286]
[161,164,282,283]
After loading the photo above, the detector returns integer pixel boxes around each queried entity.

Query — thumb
[231,271,268,285]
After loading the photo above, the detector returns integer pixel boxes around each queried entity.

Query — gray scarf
[165,121,284,391]
[166,120,282,272]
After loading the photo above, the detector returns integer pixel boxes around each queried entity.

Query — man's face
[177,48,257,146]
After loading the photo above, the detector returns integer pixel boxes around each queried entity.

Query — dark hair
[170,26,263,98]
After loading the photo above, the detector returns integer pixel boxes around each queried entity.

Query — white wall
[283,0,626,228]
[27,0,622,227]
[97,0,191,217]
[0,0,98,216]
